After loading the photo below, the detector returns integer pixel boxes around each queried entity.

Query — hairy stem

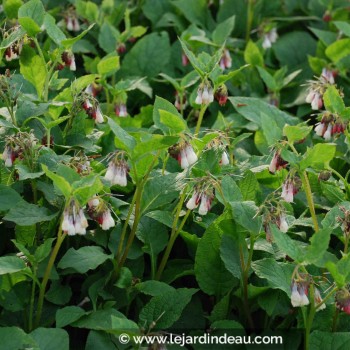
[194,105,207,135]
[245,0,255,43]
[301,171,319,232]
[35,227,66,327]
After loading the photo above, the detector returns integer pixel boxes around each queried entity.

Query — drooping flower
[116,43,126,54]
[314,113,347,140]
[262,28,278,49]
[278,214,289,233]
[179,143,198,169]
[219,49,232,70]
[87,105,104,124]
[186,186,214,216]
[220,150,230,165]
[305,90,323,110]
[2,145,17,167]
[269,150,288,174]
[291,280,310,307]
[115,103,128,117]
[66,16,80,32]
[174,91,187,111]
[321,68,335,84]
[335,288,350,314]
[281,177,301,203]
[105,156,128,187]
[87,198,115,231]
[62,199,88,236]
[214,85,228,106]
[314,288,326,311]
[85,83,102,98]
[195,81,214,105]
[61,51,76,71]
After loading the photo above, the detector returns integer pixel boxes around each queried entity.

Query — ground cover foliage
[1,0,350,349]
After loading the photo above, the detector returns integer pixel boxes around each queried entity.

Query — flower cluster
[195,80,214,105]
[62,199,88,236]
[80,93,104,124]
[262,28,278,49]
[115,102,128,117]
[205,134,230,166]
[281,177,301,203]
[87,197,115,231]
[64,7,80,32]
[314,113,347,140]
[186,185,214,216]
[105,154,129,186]
[169,141,198,169]
[269,150,288,174]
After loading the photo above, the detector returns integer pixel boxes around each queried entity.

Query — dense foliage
[1,0,350,349]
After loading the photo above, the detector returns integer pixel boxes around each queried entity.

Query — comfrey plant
[1,1,350,349]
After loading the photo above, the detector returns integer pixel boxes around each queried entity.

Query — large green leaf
[309,331,350,350]
[30,328,69,350]
[195,214,236,296]
[0,185,24,211]
[139,288,197,330]
[58,247,111,274]
[300,144,336,170]
[0,256,26,275]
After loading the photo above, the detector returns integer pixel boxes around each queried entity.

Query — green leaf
[30,328,69,350]
[16,164,44,180]
[179,38,205,77]
[326,254,350,288]
[238,171,260,202]
[19,46,47,98]
[58,246,111,274]
[216,175,242,204]
[252,258,294,296]
[4,0,24,19]
[97,55,120,76]
[72,175,103,206]
[35,238,56,263]
[56,306,86,328]
[195,214,236,296]
[212,16,235,45]
[42,164,72,199]
[230,201,262,236]
[158,110,187,134]
[139,288,197,330]
[300,143,336,171]
[229,96,297,128]
[18,0,45,36]
[305,228,331,265]
[271,225,304,262]
[323,85,345,114]
[45,280,72,305]
[132,135,179,160]
[119,32,171,78]
[0,256,26,275]
[244,41,264,66]
[115,267,132,288]
[326,38,350,63]
[333,21,350,37]
[257,67,277,91]
[283,124,312,143]
[18,17,41,36]
[62,24,95,49]
[309,330,350,350]
[71,74,100,93]
[3,201,57,226]
[0,185,24,211]
[98,22,119,53]
[107,117,136,153]
[0,327,36,349]
[43,13,66,45]
[135,281,175,296]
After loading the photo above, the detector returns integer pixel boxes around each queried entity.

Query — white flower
[279,214,288,233]
[88,197,100,208]
[198,194,211,216]
[221,151,229,165]
[69,55,76,71]
[305,91,315,104]
[66,17,74,31]
[269,152,278,173]
[291,282,309,307]
[262,28,278,49]
[62,203,88,236]
[72,18,80,32]
[322,68,335,84]
[185,145,198,165]
[101,210,115,230]
[314,288,326,311]
[94,106,104,124]
[311,92,322,110]
[314,123,325,136]
[195,92,202,105]
[281,181,294,203]
[186,192,200,210]
[105,160,128,187]
[291,283,302,307]
[2,146,15,167]
[323,124,332,141]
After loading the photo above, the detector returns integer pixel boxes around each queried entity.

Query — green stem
[28,272,37,332]
[301,171,319,232]
[46,128,51,149]
[194,105,207,135]
[156,209,191,281]
[332,309,340,332]
[245,0,255,43]
[304,284,316,350]
[35,227,66,328]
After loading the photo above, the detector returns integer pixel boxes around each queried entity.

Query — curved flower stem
[156,208,191,281]
[194,105,207,135]
[35,226,66,328]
